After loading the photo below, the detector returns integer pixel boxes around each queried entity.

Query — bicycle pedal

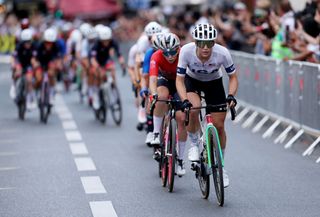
[190,162,199,171]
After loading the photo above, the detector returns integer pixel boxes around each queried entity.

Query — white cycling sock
[178,141,186,160]
[188,131,200,146]
[153,116,162,134]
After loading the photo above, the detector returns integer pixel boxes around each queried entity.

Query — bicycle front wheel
[167,118,177,193]
[198,155,210,199]
[208,127,224,206]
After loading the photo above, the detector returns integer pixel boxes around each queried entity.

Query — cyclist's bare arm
[228,72,238,95]
[141,73,149,91]
[149,75,157,95]
[176,74,188,101]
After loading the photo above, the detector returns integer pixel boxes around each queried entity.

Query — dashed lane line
[81,176,107,194]
[0,167,20,171]
[62,120,78,130]
[74,157,96,171]
[69,142,89,155]
[90,201,118,217]
[65,131,83,142]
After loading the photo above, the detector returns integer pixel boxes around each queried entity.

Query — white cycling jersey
[128,43,138,68]
[66,38,82,56]
[80,39,95,58]
[177,42,236,82]
[136,33,151,61]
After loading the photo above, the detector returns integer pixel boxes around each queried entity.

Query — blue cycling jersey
[142,47,156,75]
[57,38,66,56]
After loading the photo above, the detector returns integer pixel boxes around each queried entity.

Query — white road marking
[74,157,96,171]
[81,176,107,194]
[0,187,16,190]
[65,131,82,142]
[55,106,70,114]
[90,201,118,217]
[0,167,20,171]
[0,152,19,156]
[62,120,77,130]
[69,142,88,155]
[58,112,73,120]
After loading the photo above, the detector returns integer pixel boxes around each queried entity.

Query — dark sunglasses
[196,40,215,48]
[163,49,178,57]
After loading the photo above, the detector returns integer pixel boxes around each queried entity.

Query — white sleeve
[81,40,88,58]
[222,48,235,74]
[177,45,189,76]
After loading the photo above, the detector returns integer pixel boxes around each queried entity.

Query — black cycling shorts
[185,75,227,113]
[157,75,182,111]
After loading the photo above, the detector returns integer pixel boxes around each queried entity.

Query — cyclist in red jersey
[149,33,187,176]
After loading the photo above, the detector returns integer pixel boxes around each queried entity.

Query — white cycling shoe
[145,132,153,146]
[176,159,186,177]
[223,168,229,188]
[188,146,200,162]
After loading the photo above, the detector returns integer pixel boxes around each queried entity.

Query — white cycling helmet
[98,26,112,40]
[94,24,105,34]
[151,33,163,50]
[62,22,72,33]
[20,28,33,41]
[159,33,180,51]
[70,29,82,42]
[192,23,217,41]
[86,27,98,40]
[79,23,91,37]
[44,28,57,42]
[144,21,162,37]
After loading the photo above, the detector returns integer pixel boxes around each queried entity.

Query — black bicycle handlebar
[149,99,181,116]
[184,104,237,126]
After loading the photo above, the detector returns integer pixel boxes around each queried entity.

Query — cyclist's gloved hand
[226,94,237,108]
[139,87,149,98]
[151,93,158,101]
[181,99,192,111]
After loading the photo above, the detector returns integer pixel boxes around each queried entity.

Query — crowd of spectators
[113,0,320,63]
[1,0,319,63]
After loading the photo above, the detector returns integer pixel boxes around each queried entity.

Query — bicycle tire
[198,153,210,199]
[167,118,177,193]
[18,100,26,120]
[99,89,107,124]
[161,123,169,187]
[158,116,167,178]
[108,86,122,125]
[16,77,26,120]
[208,127,224,206]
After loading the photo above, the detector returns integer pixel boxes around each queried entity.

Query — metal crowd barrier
[231,51,320,163]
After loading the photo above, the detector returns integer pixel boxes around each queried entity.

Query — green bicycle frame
[206,124,225,168]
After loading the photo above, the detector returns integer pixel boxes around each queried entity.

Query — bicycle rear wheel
[39,82,50,124]
[167,119,177,193]
[108,85,122,125]
[99,89,107,124]
[16,77,26,120]
[208,127,224,206]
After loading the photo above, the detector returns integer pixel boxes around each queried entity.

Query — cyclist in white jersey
[176,23,238,188]
[134,21,162,130]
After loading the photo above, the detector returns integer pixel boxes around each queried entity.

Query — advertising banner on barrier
[232,51,320,133]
